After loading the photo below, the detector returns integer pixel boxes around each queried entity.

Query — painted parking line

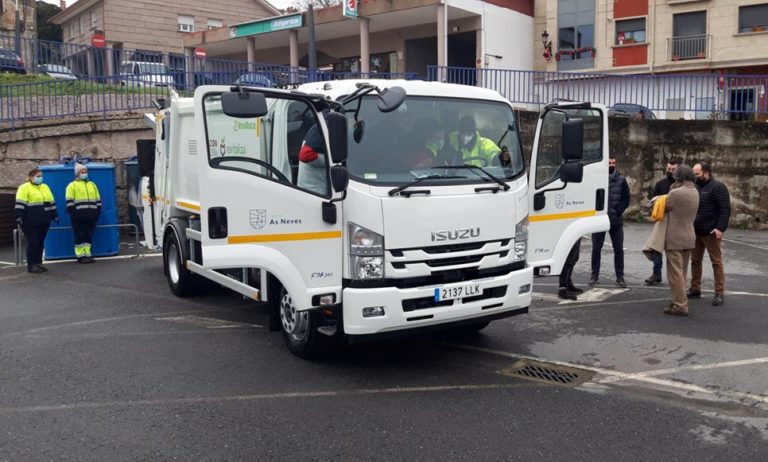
[533,287,628,305]
[598,356,768,384]
[723,237,768,252]
[535,282,768,298]
[0,253,162,270]
[444,343,768,406]
[0,383,534,414]
[155,315,262,329]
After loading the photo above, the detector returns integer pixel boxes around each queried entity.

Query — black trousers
[591,222,625,278]
[72,220,97,246]
[22,223,50,266]
[559,240,581,289]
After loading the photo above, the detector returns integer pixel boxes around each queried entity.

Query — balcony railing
[667,34,711,61]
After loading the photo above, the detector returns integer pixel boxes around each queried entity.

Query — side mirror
[326,111,348,163]
[559,162,583,184]
[377,86,407,113]
[221,91,268,118]
[562,118,584,161]
[330,165,349,193]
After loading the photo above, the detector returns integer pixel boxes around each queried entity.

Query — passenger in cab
[297,123,329,196]
[449,115,501,167]
[406,119,450,169]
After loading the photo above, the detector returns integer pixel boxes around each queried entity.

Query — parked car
[118,61,174,88]
[234,72,275,88]
[0,47,25,74]
[609,103,656,120]
[37,64,77,80]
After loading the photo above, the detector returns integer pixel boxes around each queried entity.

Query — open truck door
[527,103,610,276]
[193,88,346,312]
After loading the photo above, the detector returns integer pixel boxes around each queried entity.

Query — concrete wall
[0,115,153,221]
[517,111,767,229]
[1,111,766,229]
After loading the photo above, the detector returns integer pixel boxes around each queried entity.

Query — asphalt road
[1,223,767,461]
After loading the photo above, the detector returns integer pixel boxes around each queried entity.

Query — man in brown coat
[663,165,700,316]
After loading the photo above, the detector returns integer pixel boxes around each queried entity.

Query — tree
[36,1,63,42]
[292,0,341,10]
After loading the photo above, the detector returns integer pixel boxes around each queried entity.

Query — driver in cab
[448,115,501,167]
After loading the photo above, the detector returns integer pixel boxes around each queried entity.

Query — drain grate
[501,359,595,387]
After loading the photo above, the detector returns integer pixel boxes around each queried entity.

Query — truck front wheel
[278,287,331,358]
[163,231,200,297]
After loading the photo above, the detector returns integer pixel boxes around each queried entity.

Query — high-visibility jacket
[65,179,102,222]
[15,181,57,226]
[449,131,501,167]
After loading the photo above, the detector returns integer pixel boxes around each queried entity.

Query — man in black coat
[645,157,681,285]
[688,162,731,306]
[590,157,630,288]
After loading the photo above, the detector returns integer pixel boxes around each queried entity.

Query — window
[207,18,223,30]
[344,96,525,186]
[535,108,602,189]
[616,18,646,44]
[80,14,88,33]
[204,94,330,197]
[557,25,594,59]
[178,15,195,33]
[672,11,706,59]
[739,4,768,33]
[91,11,98,29]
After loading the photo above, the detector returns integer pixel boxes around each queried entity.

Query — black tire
[163,230,202,297]
[278,287,332,359]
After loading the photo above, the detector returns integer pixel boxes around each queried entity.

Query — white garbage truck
[139,80,609,357]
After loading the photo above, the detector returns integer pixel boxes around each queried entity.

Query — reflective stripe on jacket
[15,182,57,226]
[448,131,501,167]
[65,179,102,222]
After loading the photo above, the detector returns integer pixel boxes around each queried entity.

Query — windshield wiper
[387,174,465,197]
[435,165,511,191]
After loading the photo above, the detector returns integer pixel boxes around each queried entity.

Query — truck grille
[387,239,514,276]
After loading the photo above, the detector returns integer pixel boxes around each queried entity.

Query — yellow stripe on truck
[176,201,201,212]
[228,231,342,244]
[529,210,597,222]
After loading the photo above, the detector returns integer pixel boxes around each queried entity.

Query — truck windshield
[345,96,524,186]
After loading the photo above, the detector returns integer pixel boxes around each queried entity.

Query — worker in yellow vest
[15,168,58,273]
[448,115,502,167]
[65,163,102,264]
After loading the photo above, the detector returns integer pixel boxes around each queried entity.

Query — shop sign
[230,14,303,38]
[343,0,358,19]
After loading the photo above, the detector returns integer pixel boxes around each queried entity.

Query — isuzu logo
[431,228,480,242]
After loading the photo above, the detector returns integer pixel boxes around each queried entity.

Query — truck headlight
[514,215,528,261]
[349,223,384,279]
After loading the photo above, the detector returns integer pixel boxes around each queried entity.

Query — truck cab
[141,81,609,358]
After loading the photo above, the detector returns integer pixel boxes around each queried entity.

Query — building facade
[1,0,37,42]
[50,0,279,55]
[181,0,535,79]
[535,0,768,74]
[532,0,768,119]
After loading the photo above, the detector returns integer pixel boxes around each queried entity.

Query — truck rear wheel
[278,287,332,358]
[163,231,201,297]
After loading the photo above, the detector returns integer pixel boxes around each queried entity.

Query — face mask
[695,176,705,184]
[431,139,444,150]
[608,166,616,174]
[461,134,474,145]
[79,173,88,181]
[32,176,43,185]
[667,172,675,181]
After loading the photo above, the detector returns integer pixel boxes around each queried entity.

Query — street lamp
[541,30,552,61]
[14,0,22,57]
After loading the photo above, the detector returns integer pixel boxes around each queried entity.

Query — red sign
[194,48,207,59]
[91,34,106,48]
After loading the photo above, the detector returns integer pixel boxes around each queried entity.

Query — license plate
[434,283,481,302]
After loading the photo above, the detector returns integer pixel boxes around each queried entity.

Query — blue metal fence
[0,34,417,128]
[428,65,768,120]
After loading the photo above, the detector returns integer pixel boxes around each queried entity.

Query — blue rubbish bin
[39,162,120,260]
